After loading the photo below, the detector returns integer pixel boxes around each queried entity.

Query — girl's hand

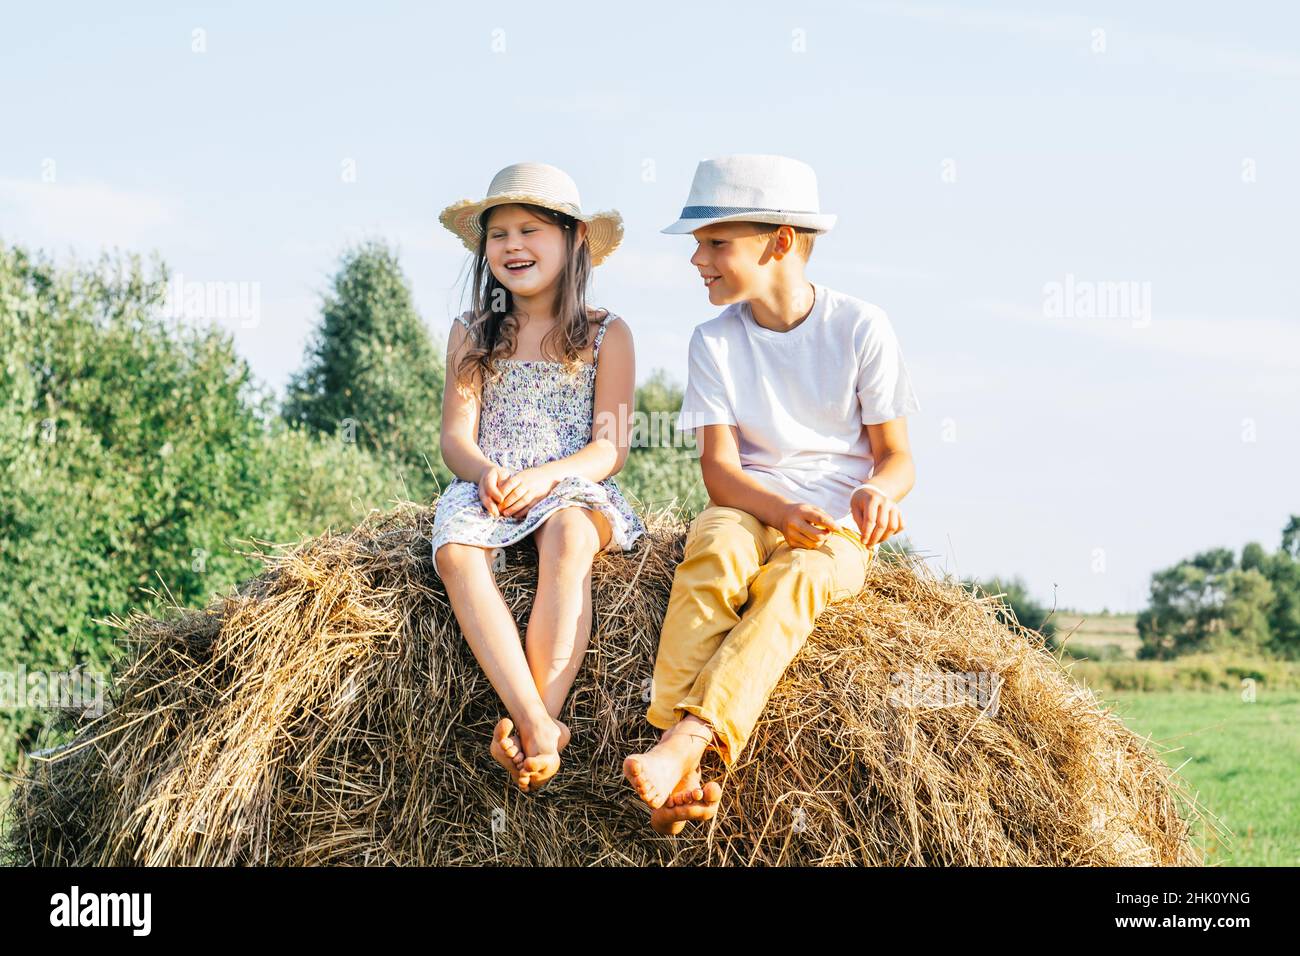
[497,467,560,518]
[851,483,904,548]
[478,465,508,518]
[778,502,835,550]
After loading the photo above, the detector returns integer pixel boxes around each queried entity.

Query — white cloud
[862,2,1300,78]
[599,247,692,287]
[529,92,642,115]
[862,2,1075,38]
[1144,31,1300,79]
[974,298,1300,371]
[906,356,990,396]
[0,177,175,255]
[819,258,942,282]
[279,219,465,262]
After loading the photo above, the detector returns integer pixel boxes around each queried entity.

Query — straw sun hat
[439,162,624,266]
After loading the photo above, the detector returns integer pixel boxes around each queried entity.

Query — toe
[521,754,560,790]
[650,812,686,837]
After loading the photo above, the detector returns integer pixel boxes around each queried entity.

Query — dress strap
[453,311,471,329]
[592,311,616,364]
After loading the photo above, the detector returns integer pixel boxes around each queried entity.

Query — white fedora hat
[439,162,624,266]
[661,154,836,235]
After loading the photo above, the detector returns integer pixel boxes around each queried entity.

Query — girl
[432,162,646,793]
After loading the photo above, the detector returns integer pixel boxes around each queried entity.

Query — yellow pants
[646,502,875,766]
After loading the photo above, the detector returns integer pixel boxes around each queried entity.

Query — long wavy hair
[453,203,605,389]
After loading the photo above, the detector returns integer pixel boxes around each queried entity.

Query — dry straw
[4,501,1212,866]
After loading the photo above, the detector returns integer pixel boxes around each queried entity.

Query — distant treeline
[969,518,1300,662]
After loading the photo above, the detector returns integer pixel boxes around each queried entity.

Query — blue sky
[3,1,1297,614]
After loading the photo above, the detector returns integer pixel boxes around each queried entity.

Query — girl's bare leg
[525,507,612,719]
[435,541,562,791]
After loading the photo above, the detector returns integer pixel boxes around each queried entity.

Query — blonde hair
[750,223,818,262]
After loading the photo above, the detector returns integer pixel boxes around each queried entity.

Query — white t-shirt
[676,282,921,530]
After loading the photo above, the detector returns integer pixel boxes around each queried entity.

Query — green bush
[1069,653,1300,694]
[0,243,398,781]
[618,369,708,516]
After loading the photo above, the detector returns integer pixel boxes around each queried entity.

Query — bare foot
[491,718,572,791]
[516,718,564,793]
[519,753,560,793]
[650,767,723,836]
[624,719,713,810]
[491,717,526,786]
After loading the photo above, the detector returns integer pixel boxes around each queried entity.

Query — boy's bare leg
[436,542,563,792]
[624,714,717,809]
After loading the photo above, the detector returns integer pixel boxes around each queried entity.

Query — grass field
[1060,617,1300,867]
[1051,611,1142,660]
[1099,688,1300,867]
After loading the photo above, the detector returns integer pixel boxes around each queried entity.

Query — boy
[623,154,921,835]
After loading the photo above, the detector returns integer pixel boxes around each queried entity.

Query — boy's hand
[851,484,904,548]
[497,466,560,518]
[778,502,836,550]
[477,465,508,518]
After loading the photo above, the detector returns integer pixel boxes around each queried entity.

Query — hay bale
[3,502,1204,866]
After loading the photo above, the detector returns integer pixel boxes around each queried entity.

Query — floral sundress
[430,309,646,578]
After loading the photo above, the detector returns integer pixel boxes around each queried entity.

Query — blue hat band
[678,204,820,218]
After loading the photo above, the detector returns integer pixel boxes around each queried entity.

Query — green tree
[1282,516,1300,561]
[0,242,396,780]
[967,575,1058,646]
[1134,521,1300,661]
[1261,555,1300,659]
[617,369,708,515]
[1260,516,1300,659]
[283,239,450,501]
[1241,540,1268,572]
[1216,568,1275,653]
[1137,548,1236,659]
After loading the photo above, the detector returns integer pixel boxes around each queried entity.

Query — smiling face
[482,203,584,298]
[689,221,789,304]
